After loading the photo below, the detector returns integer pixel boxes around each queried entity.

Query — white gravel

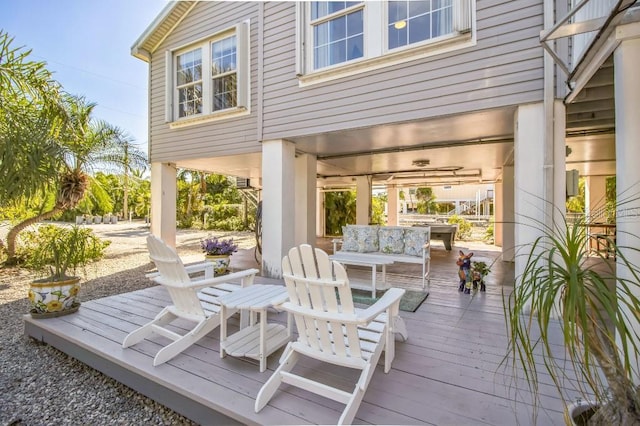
[0,222,256,426]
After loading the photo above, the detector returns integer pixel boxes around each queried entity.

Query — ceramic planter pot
[29,276,81,318]
[565,399,598,425]
[205,254,231,275]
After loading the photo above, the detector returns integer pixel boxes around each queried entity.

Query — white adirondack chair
[122,235,258,366]
[255,244,408,425]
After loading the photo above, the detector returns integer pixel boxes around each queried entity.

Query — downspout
[543,0,556,232]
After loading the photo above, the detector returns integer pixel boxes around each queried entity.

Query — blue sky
[0,0,169,155]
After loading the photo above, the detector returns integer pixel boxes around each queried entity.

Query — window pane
[212,35,237,76]
[388,1,407,23]
[409,14,430,44]
[314,44,329,69]
[315,21,329,46]
[346,34,363,60]
[432,6,453,37]
[312,1,362,20]
[212,73,237,111]
[329,15,346,41]
[388,0,453,49]
[408,0,430,17]
[178,84,202,118]
[176,48,202,85]
[313,9,362,69]
[329,39,346,65]
[388,24,406,50]
[346,9,363,37]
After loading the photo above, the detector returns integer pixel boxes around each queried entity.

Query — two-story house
[131,0,639,282]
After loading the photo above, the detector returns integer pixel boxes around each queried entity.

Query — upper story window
[388,0,454,50]
[167,21,249,128]
[297,1,474,85]
[311,2,364,69]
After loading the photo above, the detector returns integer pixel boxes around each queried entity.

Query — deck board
[23,245,579,425]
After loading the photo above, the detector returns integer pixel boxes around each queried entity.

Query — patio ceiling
[174,97,616,189]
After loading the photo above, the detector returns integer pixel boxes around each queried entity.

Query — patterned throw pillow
[355,225,379,253]
[378,227,405,254]
[404,227,430,257]
[341,226,358,252]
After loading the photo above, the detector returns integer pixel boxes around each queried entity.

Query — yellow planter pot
[29,276,81,318]
[205,254,231,275]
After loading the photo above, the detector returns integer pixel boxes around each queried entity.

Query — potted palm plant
[201,236,238,275]
[25,224,109,318]
[505,214,640,425]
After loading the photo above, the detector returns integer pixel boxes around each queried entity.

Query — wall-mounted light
[394,20,407,29]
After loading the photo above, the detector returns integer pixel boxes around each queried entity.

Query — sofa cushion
[342,225,379,253]
[341,226,359,252]
[378,226,405,254]
[404,227,430,257]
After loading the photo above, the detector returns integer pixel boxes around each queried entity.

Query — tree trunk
[5,206,63,265]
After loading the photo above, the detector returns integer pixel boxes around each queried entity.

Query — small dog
[456,250,473,293]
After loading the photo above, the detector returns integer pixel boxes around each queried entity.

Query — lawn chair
[122,235,258,366]
[255,244,407,425]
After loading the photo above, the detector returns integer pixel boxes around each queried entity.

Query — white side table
[218,284,291,372]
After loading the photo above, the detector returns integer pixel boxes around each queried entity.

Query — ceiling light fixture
[394,20,407,29]
[412,159,430,167]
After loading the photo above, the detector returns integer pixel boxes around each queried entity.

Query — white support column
[514,103,546,278]
[585,175,607,221]
[294,153,317,246]
[262,139,296,278]
[316,189,324,237]
[614,29,640,383]
[500,165,515,261]
[150,162,177,247]
[386,185,399,226]
[356,176,371,225]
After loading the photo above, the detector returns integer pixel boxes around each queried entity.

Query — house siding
[261,0,544,140]
[148,1,261,164]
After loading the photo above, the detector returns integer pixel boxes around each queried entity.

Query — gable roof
[131,1,197,62]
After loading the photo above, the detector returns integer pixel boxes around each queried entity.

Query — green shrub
[484,223,494,242]
[21,225,110,280]
[448,215,472,240]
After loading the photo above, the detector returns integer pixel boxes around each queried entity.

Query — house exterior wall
[261,0,545,140]
[147,1,545,163]
[147,1,262,164]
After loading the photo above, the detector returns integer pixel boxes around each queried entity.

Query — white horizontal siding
[148,1,261,164]
[261,0,544,140]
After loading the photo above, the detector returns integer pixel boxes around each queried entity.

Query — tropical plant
[200,237,238,256]
[471,261,491,277]
[324,190,356,235]
[23,225,110,281]
[2,95,147,263]
[505,211,640,425]
[448,215,472,240]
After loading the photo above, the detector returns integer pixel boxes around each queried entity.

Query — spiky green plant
[505,211,640,425]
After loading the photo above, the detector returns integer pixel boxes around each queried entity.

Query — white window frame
[296,1,476,86]
[166,20,250,128]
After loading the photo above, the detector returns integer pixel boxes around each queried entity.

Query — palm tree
[4,95,147,262]
[0,31,63,204]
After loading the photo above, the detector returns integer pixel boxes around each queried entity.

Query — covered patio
[23,239,578,425]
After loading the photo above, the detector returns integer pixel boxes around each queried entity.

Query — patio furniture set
[122,235,409,424]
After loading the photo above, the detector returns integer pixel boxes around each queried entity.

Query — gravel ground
[0,222,256,426]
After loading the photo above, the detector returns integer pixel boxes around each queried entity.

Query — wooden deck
[23,241,575,425]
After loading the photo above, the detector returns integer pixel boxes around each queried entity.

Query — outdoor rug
[350,288,429,312]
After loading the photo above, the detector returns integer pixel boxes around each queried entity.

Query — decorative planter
[93,215,102,224]
[110,216,118,224]
[28,276,81,318]
[205,254,231,276]
[565,399,598,425]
